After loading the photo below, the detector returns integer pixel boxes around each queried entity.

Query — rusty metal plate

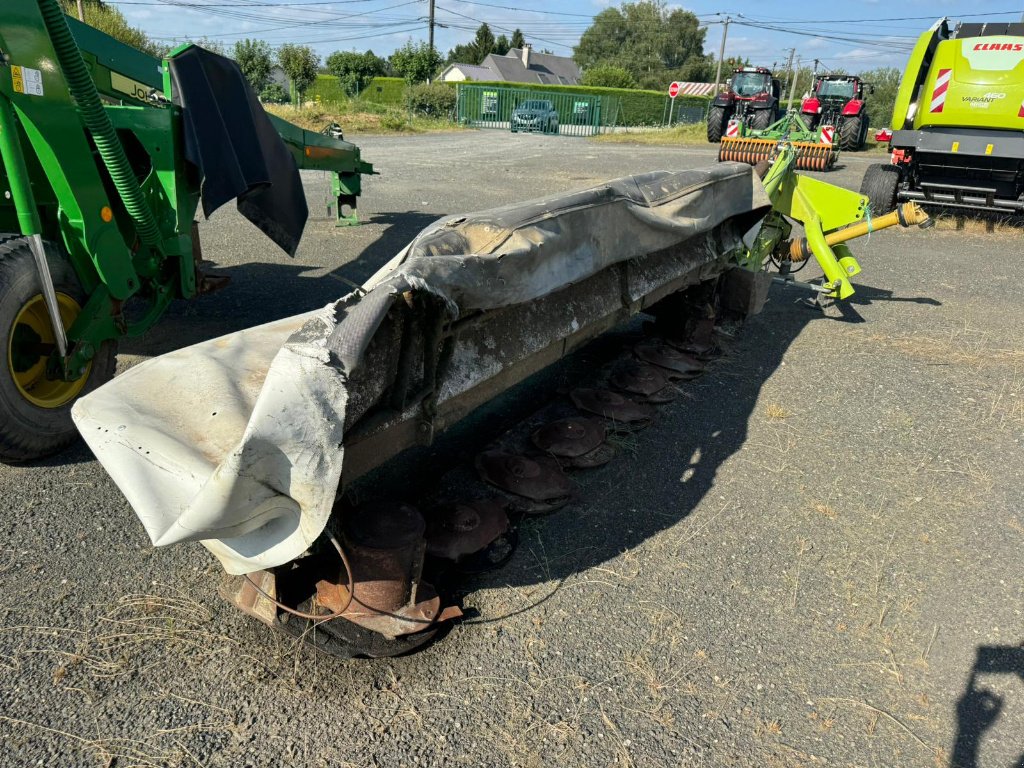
[531,417,606,458]
[634,340,705,378]
[609,362,677,404]
[570,388,656,427]
[475,450,574,503]
[425,499,510,562]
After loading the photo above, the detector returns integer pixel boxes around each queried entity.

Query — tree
[573,1,706,89]
[447,43,480,65]
[494,34,511,56]
[855,67,901,129]
[277,43,320,104]
[326,50,387,96]
[472,23,496,62]
[234,39,273,92]
[511,29,526,50]
[59,0,160,56]
[581,64,637,89]
[390,41,443,84]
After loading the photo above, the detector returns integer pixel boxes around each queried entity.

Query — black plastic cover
[167,46,308,256]
[956,22,1024,38]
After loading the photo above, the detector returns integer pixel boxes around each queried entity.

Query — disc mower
[73,143,934,659]
[0,1,374,463]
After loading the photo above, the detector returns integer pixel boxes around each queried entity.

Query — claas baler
[864,18,1024,214]
[0,1,373,462]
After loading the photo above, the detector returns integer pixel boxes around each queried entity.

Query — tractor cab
[799,74,873,150]
[730,68,775,99]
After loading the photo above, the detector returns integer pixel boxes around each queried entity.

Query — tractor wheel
[750,108,773,131]
[859,113,871,149]
[706,106,728,143]
[860,164,901,215]
[0,237,117,463]
[838,114,864,151]
[802,112,820,131]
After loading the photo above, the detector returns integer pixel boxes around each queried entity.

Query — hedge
[358,77,406,105]
[307,74,347,104]
[307,75,407,105]
[307,72,712,126]
[448,80,708,127]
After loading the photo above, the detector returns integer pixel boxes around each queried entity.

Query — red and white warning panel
[1018,97,1024,118]
[930,68,952,113]
[725,119,740,138]
[820,124,835,146]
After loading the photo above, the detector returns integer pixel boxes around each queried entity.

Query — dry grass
[764,402,790,421]
[265,102,460,136]
[592,122,709,146]
[930,213,1024,234]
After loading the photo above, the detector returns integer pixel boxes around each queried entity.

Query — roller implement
[73,143,933,658]
[718,111,840,171]
[0,1,373,462]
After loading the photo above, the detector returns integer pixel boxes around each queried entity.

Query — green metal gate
[456,84,619,137]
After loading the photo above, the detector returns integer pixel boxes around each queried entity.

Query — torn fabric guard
[72,163,770,575]
[167,46,308,255]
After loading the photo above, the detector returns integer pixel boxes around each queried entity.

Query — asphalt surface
[1,131,1022,768]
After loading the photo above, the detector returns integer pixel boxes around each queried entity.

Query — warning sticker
[11,66,44,97]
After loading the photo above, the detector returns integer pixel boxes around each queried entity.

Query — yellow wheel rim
[7,293,90,409]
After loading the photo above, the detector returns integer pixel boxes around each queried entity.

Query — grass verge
[592,122,710,146]
[265,100,461,136]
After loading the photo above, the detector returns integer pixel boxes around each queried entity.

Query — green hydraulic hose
[36,0,163,248]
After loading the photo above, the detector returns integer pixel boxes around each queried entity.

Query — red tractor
[799,74,872,151]
[706,67,782,143]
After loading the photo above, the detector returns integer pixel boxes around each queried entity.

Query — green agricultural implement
[0,1,373,462]
[865,18,1024,214]
[719,111,840,171]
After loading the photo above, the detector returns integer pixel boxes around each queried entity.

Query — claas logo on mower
[973,42,1024,51]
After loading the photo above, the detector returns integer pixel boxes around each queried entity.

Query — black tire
[859,113,870,149]
[706,105,727,143]
[838,114,864,151]
[0,237,117,463]
[860,164,901,215]
[750,108,773,131]
[802,112,820,131]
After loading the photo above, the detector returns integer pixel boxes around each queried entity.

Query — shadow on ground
[119,210,441,358]
[348,282,940,604]
[952,645,1024,768]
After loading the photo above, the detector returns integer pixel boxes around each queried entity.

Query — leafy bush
[582,65,637,90]
[380,113,408,131]
[406,83,456,117]
[260,83,289,104]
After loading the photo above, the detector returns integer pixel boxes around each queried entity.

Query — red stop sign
[668,81,681,98]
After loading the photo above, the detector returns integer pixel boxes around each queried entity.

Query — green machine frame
[0,1,373,386]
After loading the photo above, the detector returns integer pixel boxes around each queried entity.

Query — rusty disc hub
[634,341,704,379]
[609,362,676,403]
[475,450,574,503]
[570,387,655,428]
[425,499,510,562]
[531,417,606,458]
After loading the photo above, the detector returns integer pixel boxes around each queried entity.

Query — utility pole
[712,17,730,94]
[782,48,796,106]
[787,55,801,104]
[428,0,436,56]
[77,0,86,21]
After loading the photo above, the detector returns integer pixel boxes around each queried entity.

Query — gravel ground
[1,132,1021,768]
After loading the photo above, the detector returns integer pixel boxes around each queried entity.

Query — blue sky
[110,0,1024,74]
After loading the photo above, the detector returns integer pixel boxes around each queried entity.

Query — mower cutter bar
[719,138,838,172]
